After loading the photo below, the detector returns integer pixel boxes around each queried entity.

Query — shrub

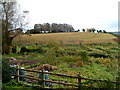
[36,46,42,53]
[2,57,11,83]
[44,49,56,65]
[47,41,62,50]
[55,48,66,57]
[79,51,89,62]
[20,46,29,53]
[12,45,17,53]
[61,56,81,63]
[65,47,79,56]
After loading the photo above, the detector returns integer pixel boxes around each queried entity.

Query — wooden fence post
[16,65,19,82]
[42,70,45,88]
[78,73,81,89]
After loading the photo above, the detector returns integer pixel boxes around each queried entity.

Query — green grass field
[13,32,117,45]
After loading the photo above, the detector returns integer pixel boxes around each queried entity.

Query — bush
[36,46,43,53]
[12,45,17,53]
[79,51,89,62]
[20,46,29,53]
[44,49,56,65]
[65,47,79,56]
[61,56,81,62]
[55,48,66,57]
[47,41,62,50]
[2,57,11,83]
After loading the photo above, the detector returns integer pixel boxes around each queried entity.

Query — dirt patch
[9,59,43,66]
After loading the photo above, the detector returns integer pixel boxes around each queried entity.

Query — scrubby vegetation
[3,32,119,88]
[3,40,119,88]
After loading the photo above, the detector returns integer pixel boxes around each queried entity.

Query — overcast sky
[18,0,119,32]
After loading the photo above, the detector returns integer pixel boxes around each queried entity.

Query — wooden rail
[10,67,120,89]
[14,74,79,87]
[11,67,78,78]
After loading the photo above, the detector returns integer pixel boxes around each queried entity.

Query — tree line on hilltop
[81,28,107,33]
[25,23,107,34]
[26,23,75,34]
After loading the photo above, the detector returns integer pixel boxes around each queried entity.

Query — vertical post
[42,70,45,88]
[16,65,19,82]
[78,73,81,89]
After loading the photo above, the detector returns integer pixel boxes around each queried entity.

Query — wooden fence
[10,66,120,89]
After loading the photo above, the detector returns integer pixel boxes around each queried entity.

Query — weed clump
[79,51,89,62]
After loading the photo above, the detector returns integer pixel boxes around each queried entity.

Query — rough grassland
[13,32,117,45]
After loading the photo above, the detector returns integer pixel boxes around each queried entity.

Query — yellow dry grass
[13,32,117,45]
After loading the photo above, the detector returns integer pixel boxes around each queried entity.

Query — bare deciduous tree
[1,1,29,54]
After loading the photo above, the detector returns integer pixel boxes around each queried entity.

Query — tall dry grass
[13,32,117,45]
